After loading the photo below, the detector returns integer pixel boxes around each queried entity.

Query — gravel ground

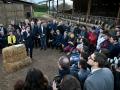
[0,48,64,90]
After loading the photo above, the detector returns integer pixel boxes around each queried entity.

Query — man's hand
[52,81,58,90]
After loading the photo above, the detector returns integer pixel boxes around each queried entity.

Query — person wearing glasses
[84,52,114,90]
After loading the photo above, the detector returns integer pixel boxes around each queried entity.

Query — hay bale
[2,44,32,73]
[2,44,27,63]
[4,57,32,73]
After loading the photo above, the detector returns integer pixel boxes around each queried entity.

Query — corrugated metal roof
[0,0,35,4]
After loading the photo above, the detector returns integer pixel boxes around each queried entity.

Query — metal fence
[55,13,120,29]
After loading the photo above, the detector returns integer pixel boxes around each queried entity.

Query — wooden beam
[63,0,65,13]
[86,0,92,19]
[48,0,50,14]
[116,5,120,25]
[52,0,54,16]
[52,0,54,10]
[57,0,58,13]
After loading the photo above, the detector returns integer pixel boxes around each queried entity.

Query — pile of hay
[2,44,32,73]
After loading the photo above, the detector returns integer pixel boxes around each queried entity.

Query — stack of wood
[2,44,32,73]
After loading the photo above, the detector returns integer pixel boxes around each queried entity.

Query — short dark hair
[100,48,110,58]
[111,36,118,42]
[80,52,89,60]
[94,52,107,68]
[59,56,70,69]
[79,59,87,70]
[118,60,120,67]
[83,46,89,53]
[60,75,81,90]
[14,80,24,90]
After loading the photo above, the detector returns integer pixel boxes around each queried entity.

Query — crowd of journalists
[0,18,120,90]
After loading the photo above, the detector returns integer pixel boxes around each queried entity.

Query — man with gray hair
[58,56,71,79]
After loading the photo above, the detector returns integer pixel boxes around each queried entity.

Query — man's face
[25,19,29,24]
[26,27,30,32]
[11,20,15,25]
[87,53,96,66]
[116,31,120,36]
[8,25,12,28]
[37,20,41,25]
[57,31,60,35]
[64,31,67,36]
[31,21,34,26]
[9,32,13,35]
[104,35,109,40]
[109,37,114,43]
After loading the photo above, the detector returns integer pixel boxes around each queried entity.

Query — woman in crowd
[64,33,76,55]
[24,68,52,90]
[7,31,16,46]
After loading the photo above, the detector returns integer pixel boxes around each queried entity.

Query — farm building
[0,0,35,25]
[71,0,120,26]
[72,0,120,17]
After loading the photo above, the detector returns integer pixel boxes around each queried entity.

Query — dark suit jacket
[23,31,34,48]
[31,25,38,36]
[84,68,114,90]
[38,26,47,38]
[0,27,7,36]
[57,25,64,35]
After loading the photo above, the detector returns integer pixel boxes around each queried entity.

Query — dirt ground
[0,48,64,90]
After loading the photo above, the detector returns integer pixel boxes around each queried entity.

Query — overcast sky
[27,0,73,5]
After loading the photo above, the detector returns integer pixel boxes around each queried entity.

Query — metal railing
[55,13,120,29]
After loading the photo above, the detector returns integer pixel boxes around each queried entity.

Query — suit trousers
[40,36,47,49]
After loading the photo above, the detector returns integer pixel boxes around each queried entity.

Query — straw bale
[4,57,32,73]
[2,44,27,63]
[2,44,32,73]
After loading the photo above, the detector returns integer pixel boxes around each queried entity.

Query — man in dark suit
[84,52,114,90]
[53,30,63,49]
[38,22,47,50]
[30,21,39,48]
[0,24,7,48]
[37,20,41,47]
[57,22,65,35]
[23,26,34,58]
[0,31,6,53]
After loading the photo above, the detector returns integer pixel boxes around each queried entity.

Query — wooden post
[63,0,65,14]
[48,0,50,15]
[86,0,92,21]
[72,2,74,15]
[116,5,120,25]
[57,0,58,14]
[52,0,54,17]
